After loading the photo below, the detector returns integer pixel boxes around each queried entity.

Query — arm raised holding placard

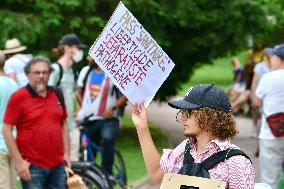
[132,101,164,182]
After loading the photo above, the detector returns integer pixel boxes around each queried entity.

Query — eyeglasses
[30,71,50,76]
[176,109,196,123]
[180,109,195,117]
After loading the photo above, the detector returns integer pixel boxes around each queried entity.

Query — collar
[25,84,38,97]
[25,84,52,97]
[187,137,230,151]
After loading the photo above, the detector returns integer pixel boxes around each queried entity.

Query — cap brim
[168,99,202,109]
[79,44,87,49]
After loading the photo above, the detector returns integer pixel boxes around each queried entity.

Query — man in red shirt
[2,56,70,189]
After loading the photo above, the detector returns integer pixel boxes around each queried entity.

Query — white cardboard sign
[160,173,227,189]
[89,1,175,107]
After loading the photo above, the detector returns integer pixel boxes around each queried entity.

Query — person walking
[2,38,32,87]
[132,84,255,189]
[49,33,86,161]
[0,51,18,189]
[2,56,70,189]
[76,55,127,176]
[254,44,284,189]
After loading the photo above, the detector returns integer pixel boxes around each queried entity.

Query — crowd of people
[0,34,127,189]
[226,44,284,189]
[0,33,284,189]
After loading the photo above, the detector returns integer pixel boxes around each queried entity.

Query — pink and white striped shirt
[160,138,255,189]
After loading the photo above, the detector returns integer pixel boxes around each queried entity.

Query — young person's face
[177,109,202,137]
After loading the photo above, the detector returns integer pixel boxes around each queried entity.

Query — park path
[128,99,260,189]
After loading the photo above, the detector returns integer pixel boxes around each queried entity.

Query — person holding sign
[132,84,255,189]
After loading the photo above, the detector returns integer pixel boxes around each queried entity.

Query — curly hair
[182,107,238,140]
[52,45,65,59]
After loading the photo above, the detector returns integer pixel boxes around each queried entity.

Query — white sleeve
[255,74,268,99]
[77,66,90,88]
[48,64,61,86]
[253,63,262,75]
[3,59,16,74]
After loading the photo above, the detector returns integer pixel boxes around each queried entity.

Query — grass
[180,51,247,94]
[116,116,169,185]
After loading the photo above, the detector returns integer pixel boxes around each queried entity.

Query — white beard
[35,83,46,93]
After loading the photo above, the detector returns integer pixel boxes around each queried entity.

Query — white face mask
[72,50,84,63]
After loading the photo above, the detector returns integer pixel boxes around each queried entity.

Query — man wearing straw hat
[3,38,32,87]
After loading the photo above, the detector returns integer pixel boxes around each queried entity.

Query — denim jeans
[87,118,119,175]
[21,163,66,189]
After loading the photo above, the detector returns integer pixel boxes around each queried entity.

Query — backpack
[48,86,65,108]
[178,142,251,179]
[111,86,127,117]
[53,62,78,87]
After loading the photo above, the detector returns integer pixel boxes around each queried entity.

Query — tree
[0,0,279,100]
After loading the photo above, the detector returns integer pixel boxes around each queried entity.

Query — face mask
[72,50,84,63]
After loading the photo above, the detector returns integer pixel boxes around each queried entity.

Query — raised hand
[132,101,148,130]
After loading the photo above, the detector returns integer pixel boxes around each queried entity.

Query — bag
[65,167,88,189]
[267,113,284,137]
[178,142,251,179]
[48,86,65,108]
[53,62,78,86]
[111,86,127,117]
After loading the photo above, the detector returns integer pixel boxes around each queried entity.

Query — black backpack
[48,86,65,108]
[178,142,251,179]
[53,62,78,87]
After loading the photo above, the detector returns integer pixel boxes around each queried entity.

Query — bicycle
[77,116,127,189]
[71,161,110,189]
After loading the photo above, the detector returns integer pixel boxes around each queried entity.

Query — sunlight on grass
[180,51,247,94]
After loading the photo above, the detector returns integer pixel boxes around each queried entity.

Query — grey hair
[24,56,53,74]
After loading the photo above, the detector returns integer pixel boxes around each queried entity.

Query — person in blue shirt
[0,50,18,189]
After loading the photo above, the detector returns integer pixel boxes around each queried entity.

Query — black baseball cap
[271,44,284,60]
[59,33,87,49]
[168,84,231,113]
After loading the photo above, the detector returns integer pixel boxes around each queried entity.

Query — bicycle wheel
[72,161,111,189]
[113,149,127,189]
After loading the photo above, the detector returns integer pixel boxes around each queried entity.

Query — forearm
[113,95,127,109]
[75,88,83,107]
[136,126,164,182]
[250,73,258,98]
[62,122,70,156]
[2,124,23,163]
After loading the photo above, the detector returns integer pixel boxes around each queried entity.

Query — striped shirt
[160,138,255,189]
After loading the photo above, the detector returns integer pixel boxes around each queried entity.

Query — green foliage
[1,0,283,100]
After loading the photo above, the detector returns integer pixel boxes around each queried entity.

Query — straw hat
[2,38,27,54]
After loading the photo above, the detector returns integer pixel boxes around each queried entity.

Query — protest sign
[89,1,175,107]
[160,173,226,189]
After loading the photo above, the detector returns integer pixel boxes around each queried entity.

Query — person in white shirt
[2,38,32,87]
[254,44,284,189]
